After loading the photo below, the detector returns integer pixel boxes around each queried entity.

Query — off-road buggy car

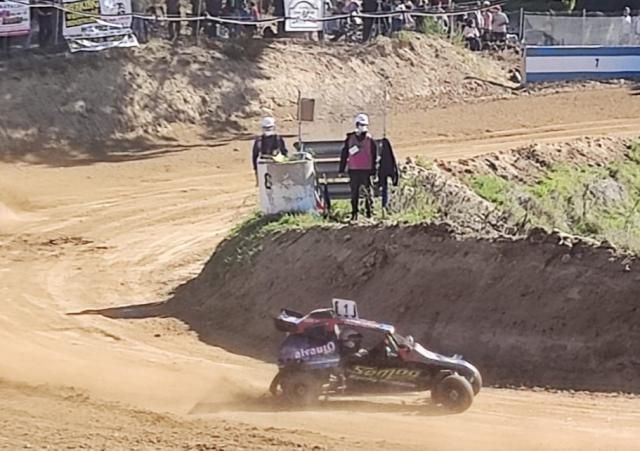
[269,299,482,413]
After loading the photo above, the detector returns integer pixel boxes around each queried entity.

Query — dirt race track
[2,88,640,450]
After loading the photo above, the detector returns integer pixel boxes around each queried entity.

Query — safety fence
[0,0,506,54]
[521,12,640,84]
[523,12,640,46]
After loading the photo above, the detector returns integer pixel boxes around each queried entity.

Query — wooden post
[297,88,303,152]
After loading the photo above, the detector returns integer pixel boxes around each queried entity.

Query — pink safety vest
[347,134,374,171]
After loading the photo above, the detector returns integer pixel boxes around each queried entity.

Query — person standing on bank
[251,116,288,185]
[377,136,398,210]
[339,113,378,221]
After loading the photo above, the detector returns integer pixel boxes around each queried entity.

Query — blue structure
[524,46,640,83]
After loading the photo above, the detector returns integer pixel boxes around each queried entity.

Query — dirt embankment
[0,36,513,163]
[166,224,640,393]
[440,136,632,182]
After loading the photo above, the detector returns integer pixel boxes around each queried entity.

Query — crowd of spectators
[138,0,509,44]
[460,1,510,50]
[5,1,640,56]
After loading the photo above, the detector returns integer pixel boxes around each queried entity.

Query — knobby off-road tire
[470,371,482,396]
[432,374,474,413]
[280,372,322,406]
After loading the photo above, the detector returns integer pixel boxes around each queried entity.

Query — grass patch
[414,156,434,170]
[223,169,440,259]
[222,211,326,265]
[470,174,515,207]
[526,164,609,234]
[465,142,640,251]
[223,140,640,256]
[385,174,438,224]
[418,17,449,38]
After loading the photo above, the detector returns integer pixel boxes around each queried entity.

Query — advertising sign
[285,0,324,32]
[63,0,138,52]
[0,1,31,37]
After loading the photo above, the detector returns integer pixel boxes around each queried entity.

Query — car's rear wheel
[433,374,474,413]
[280,372,322,406]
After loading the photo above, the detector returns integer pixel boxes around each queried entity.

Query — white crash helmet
[354,113,369,127]
[339,328,363,350]
[354,113,369,134]
[261,116,276,135]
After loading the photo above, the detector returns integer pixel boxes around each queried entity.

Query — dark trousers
[466,37,481,51]
[349,170,372,219]
[169,19,181,40]
[191,19,203,37]
[362,17,374,42]
[132,17,148,43]
[206,15,219,38]
[38,15,54,48]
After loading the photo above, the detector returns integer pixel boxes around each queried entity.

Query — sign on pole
[285,0,324,32]
[0,1,31,37]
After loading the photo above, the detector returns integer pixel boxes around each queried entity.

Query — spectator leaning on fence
[131,0,149,43]
[362,0,378,42]
[166,0,182,41]
[34,0,55,49]
[463,18,481,51]
[205,0,222,38]
[481,1,492,41]
[471,1,484,30]
[491,5,508,42]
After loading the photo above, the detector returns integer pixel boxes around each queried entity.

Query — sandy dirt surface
[1,88,640,449]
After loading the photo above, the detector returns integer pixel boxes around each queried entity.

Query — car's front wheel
[432,374,474,413]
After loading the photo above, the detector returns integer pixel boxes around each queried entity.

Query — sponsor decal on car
[349,365,422,381]
[294,341,337,360]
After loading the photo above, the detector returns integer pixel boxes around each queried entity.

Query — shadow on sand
[187,392,451,417]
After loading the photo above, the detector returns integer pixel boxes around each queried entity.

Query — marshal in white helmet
[252,116,288,174]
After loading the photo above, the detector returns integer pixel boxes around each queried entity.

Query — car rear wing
[273,308,304,333]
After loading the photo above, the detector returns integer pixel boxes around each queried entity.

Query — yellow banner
[64,0,100,28]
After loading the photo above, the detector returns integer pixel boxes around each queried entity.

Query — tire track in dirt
[1,89,640,450]
[395,117,640,159]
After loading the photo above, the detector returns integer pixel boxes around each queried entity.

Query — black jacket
[378,137,399,185]
[252,134,288,171]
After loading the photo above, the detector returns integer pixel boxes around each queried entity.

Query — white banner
[285,0,324,32]
[67,33,139,52]
[63,0,138,52]
[0,1,31,37]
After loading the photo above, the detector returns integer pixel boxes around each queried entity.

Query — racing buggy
[269,299,482,413]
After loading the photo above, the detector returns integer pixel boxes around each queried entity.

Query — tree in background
[576,0,640,11]
[560,0,575,11]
